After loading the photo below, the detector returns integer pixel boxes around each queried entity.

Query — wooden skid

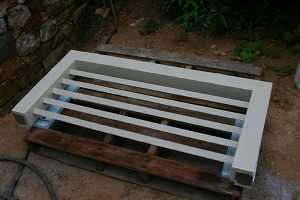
[26,129,242,199]
[12,50,272,188]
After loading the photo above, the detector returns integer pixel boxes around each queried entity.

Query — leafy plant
[233,40,265,62]
[157,0,300,39]
[139,19,160,36]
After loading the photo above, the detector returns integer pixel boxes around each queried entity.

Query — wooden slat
[52,88,242,134]
[62,78,245,120]
[26,129,242,198]
[33,108,233,163]
[70,69,249,108]
[96,44,262,77]
[43,98,237,147]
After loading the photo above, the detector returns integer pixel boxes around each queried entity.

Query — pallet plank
[26,129,242,198]
[95,44,262,77]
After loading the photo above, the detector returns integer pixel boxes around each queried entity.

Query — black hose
[0,156,58,200]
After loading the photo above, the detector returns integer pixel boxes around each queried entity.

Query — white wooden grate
[12,50,272,187]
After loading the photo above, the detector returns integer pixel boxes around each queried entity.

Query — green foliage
[158,0,230,32]
[233,40,265,62]
[272,65,295,77]
[139,19,160,36]
[157,0,300,37]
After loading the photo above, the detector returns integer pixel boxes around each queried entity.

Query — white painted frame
[12,50,272,187]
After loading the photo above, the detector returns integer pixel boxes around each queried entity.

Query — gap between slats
[62,78,245,120]
[69,69,249,108]
[33,108,234,163]
[52,88,242,134]
[43,97,238,148]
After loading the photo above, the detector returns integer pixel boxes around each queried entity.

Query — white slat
[62,78,245,120]
[70,69,249,108]
[43,98,238,148]
[53,88,242,134]
[33,108,234,163]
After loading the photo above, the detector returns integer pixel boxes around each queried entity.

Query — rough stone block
[40,19,57,42]
[16,32,40,56]
[7,5,31,29]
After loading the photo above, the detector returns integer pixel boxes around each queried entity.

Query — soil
[1,0,300,199]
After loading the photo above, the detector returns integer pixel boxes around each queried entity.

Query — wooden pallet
[13,49,271,200]
[27,128,242,199]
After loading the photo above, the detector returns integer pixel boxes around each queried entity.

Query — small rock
[0,18,7,34]
[210,44,216,49]
[195,50,204,55]
[0,1,8,17]
[18,0,26,4]
[40,19,57,42]
[7,5,31,29]
[213,50,227,56]
[94,8,110,18]
[130,18,144,27]
[16,32,40,56]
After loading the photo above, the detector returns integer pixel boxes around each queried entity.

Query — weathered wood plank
[103,111,126,144]
[26,129,242,198]
[95,44,262,77]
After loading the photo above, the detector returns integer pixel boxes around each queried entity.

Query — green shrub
[233,40,265,62]
[157,0,300,36]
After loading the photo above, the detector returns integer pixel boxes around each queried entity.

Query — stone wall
[0,0,100,113]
